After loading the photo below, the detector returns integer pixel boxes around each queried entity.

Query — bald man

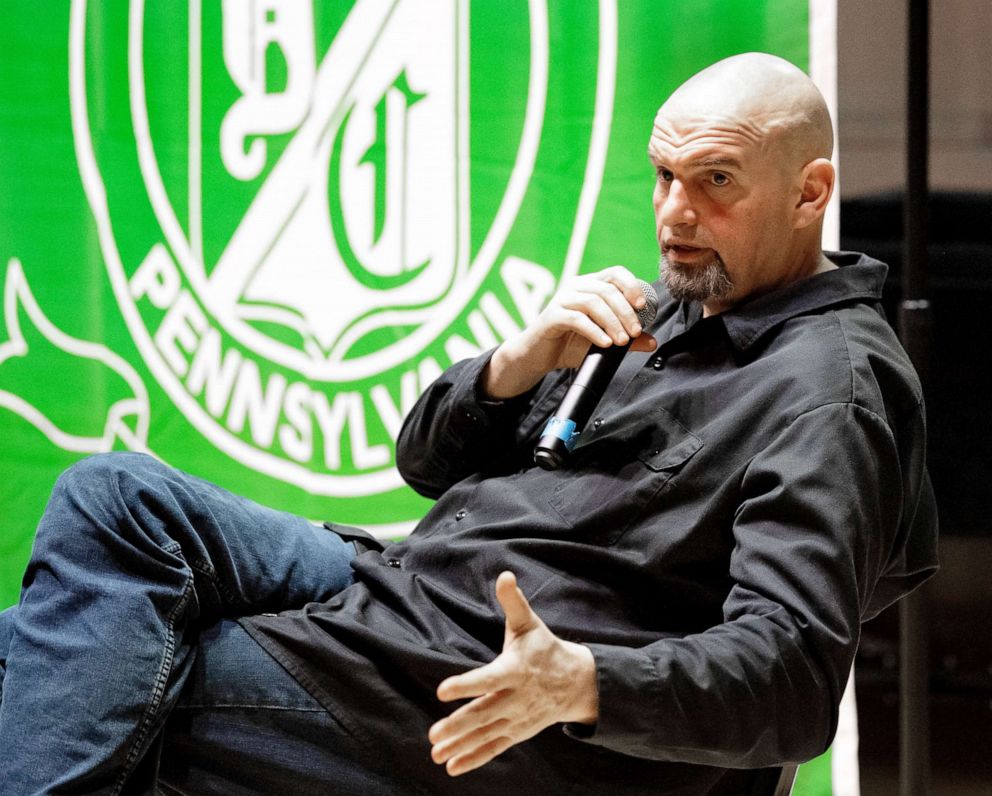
[0,54,937,795]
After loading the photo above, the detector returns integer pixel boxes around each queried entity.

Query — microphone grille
[636,280,660,326]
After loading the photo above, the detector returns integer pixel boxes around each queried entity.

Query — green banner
[1,0,812,597]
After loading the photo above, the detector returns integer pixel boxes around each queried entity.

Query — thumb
[495,571,538,636]
[630,333,657,353]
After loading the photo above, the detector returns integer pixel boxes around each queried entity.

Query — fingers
[429,573,540,775]
[429,691,517,775]
[430,689,510,748]
[630,333,657,353]
[481,266,655,391]
[428,691,535,777]
[595,265,650,312]
[435,573,532,704]
[434,726,518,777]
[557,279,642,346]
[565,292,634,346]
[436,656,514,703]
[495,571,537,636]
[429,571,593,777]
[547,267,652,348]
[559,308,615,349]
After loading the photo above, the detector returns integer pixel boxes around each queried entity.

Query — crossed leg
[0,452,362,794]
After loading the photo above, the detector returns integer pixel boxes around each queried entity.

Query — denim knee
[56,452,161,493]
[33,452,162,558]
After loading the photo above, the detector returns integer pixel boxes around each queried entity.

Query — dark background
[835,0,991,791]
[841,193,992,794]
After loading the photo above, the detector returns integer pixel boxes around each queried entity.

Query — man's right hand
[480,266,657,400]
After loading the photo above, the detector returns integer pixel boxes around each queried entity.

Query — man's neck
[814,251,838,275]
[701,250,837,318]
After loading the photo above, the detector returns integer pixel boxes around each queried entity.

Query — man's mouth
[663,242,711,263]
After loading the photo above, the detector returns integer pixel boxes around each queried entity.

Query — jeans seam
[172,703,327,712]
[112,571,195,795]
[188,558,249,612]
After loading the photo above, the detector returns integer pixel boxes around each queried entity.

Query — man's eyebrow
[645,151,744,171]
[696,157,743,169]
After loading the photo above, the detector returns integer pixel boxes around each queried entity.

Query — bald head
[662,53,833,168]
[648,53,838,315]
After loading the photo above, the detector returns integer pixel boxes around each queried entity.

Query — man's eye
[711,172,730,186]
[657,168,673,183]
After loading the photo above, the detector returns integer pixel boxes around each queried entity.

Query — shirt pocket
[548,407,702,544]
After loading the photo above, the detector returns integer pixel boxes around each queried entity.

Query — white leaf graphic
[0,258,150,453]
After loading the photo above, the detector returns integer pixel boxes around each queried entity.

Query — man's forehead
[648,111,768,166]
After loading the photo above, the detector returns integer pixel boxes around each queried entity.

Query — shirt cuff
[454,347,539,424]
[562,642,667,756]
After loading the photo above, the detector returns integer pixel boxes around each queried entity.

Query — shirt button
[593,418,603,429]
[455,509,467,520]
[652,357,664,370]
[386,558,401,568]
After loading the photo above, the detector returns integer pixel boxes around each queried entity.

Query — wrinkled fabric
[244,251,938,795]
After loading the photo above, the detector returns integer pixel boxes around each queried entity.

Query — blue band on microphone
[540,417,580,451]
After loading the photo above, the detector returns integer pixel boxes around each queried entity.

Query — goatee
[659,252,734,304]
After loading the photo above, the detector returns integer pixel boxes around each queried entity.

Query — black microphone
[534,280,659,470]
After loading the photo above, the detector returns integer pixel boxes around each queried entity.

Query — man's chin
[659,253,734,303]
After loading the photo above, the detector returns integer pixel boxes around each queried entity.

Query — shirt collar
[657,251,888,355]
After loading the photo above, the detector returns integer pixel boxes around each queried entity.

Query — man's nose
[659,180,697,228]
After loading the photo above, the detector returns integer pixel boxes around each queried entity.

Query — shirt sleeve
[567,401,928,767]
[395,350,568,499]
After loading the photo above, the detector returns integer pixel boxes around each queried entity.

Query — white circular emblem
[70,0,616,501]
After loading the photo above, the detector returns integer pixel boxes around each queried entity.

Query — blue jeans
[0,453,399,795]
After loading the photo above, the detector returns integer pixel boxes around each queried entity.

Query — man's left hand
[429,571,599,777]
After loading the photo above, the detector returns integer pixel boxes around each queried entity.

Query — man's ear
[794,158,834,229]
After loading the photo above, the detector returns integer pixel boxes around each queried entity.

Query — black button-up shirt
[243,252,938,795]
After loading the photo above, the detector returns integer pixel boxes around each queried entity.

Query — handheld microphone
[534,280,659,470]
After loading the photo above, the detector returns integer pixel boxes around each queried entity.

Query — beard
[659,250,734,304]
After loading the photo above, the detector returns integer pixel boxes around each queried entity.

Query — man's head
[649,52,835,315]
